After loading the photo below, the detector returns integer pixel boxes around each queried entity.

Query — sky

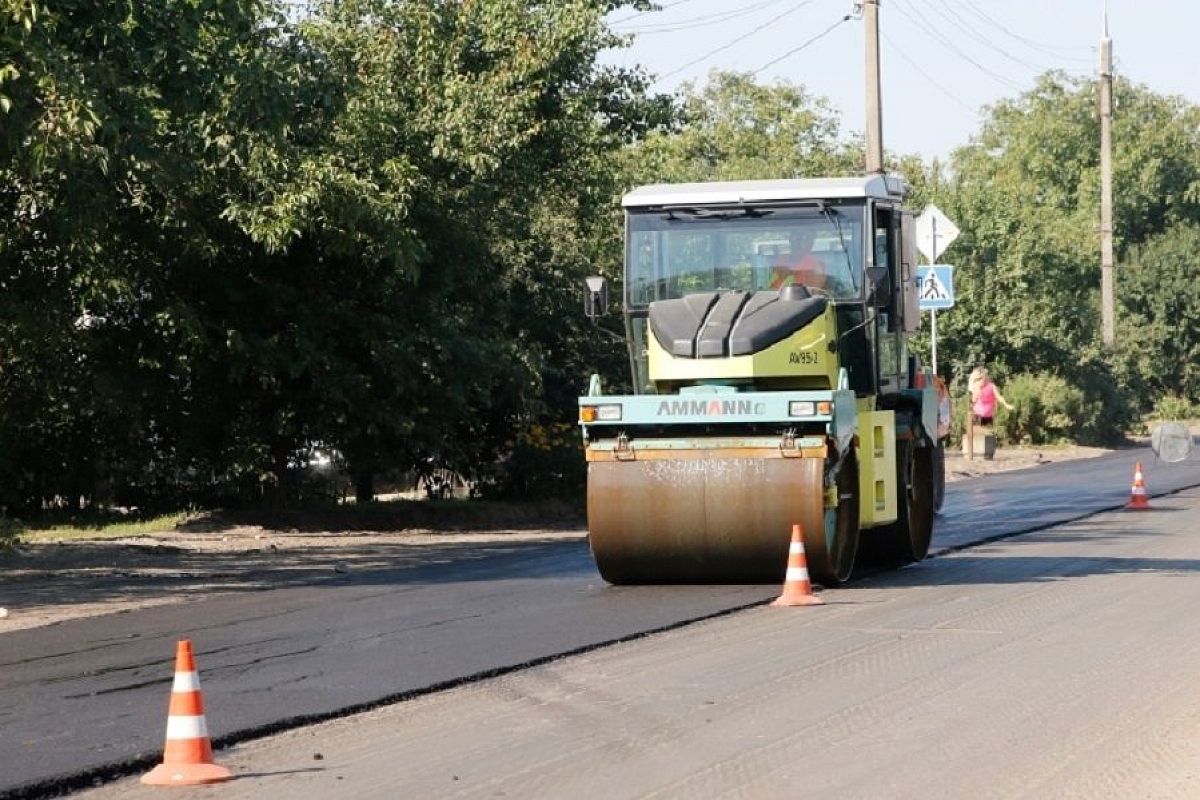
[601,0,1200,162]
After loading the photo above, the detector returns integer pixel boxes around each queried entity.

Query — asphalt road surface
[3,447,1199,797]
[79,484,1200,800]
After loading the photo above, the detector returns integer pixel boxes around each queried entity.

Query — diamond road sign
[917,265,955,310]
[915,205,960,262]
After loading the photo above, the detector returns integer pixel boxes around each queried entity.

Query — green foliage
[623,70,861,184]
[0,514,18,549]
[483,422,586,500]
[994,373,1091,445]
[1151,394,1196,422]
[0,0,662,512]
[991,369,1127,446]
[0,0,295,511]
[945,389,969,449]
[1114,223,1200,408]
[18,511,196,542]
[923,74,1200,439]
[6,23,1199,513]
[933,75,1200,368]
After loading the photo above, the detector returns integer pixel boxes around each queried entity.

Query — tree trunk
[262,446,290,516]
[355,470,375,504]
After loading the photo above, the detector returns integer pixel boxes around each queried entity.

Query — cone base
[771,592,824,607]
[141,761,233,786]
[1126,500,1151,510]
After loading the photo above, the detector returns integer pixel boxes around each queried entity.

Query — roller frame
[580,388,862,585]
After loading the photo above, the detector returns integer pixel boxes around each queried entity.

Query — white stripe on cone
[789,541,803,554]
[172,671,201,692]
[785,566,810,582]
[165,715,209,740]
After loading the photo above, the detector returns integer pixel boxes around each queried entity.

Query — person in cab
[769,227,827,292]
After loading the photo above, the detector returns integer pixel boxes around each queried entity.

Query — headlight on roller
[789,400,833,417]
[789,401,815,417]
[580,404,622,422]
[596,404,622,421]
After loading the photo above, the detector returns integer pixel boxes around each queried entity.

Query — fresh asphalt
[1,447,1197,798]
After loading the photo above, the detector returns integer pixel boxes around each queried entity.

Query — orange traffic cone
[141,639,233,786]
[1126,461,1151,510]
[772,524,824,607]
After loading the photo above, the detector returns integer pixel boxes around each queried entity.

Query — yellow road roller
[579,175,941,585]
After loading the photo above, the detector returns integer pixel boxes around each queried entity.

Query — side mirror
[865,266,891,308]
[584,275,609,318]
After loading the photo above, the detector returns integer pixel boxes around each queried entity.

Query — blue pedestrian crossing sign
[917,265,955,310]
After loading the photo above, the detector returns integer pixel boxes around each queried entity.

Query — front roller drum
[587,454,859,585]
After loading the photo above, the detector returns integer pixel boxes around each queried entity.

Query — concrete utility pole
[864,0,884,173]
[1099,4,1115,347]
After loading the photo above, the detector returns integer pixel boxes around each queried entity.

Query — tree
[1115,223,1200,404]
[0,0,298,510]
[233,0,662,500]
[624,70,861,184]
[927,74,1200,435]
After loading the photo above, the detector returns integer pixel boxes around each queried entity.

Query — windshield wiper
[662,207,774,221]
[821,205,859,291]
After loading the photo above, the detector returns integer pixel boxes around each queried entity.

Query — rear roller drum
[868,439,934,564]
[933,441,946,514]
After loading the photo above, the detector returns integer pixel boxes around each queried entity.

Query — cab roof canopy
[622,175,910,209]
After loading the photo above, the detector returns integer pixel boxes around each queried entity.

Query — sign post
[914,206,960,374]
[914,264,955,368]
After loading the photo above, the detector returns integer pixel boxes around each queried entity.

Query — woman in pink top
[968,366,1012,427]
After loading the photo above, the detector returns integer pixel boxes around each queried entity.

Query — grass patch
[209,496,585,534]
[14,511,197,544]
[4,497,585,545]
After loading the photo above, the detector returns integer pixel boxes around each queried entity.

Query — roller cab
[580,176,940,585]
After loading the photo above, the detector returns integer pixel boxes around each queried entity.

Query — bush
[993,372,1108,445]
[0,516,22,549]
[483,422,587,501]
[1152,393,1196,421]
[1074,358,1136,444]
[946,390,970,449]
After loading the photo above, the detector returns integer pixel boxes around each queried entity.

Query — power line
[879,28,975,114]
[752,13,851,76]
[655,0,817,82]
[890,0,1026,91]
[926,0,1055,74]
[615,0,787,35]
[964,0,1095,59]
[608,0,704,27]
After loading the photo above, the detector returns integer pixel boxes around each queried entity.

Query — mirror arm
[589,317,627,345]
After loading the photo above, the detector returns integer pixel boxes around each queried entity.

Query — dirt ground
[0,445,1110,634]
[943,443,1112,481]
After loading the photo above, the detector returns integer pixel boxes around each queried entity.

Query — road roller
[578,175,941,585]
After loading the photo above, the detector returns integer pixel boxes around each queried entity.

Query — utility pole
[1099,3,1115,347]
[864,0,884,173]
